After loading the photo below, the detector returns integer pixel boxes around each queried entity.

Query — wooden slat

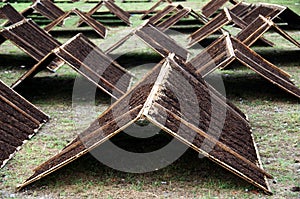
[188,9,230,47]
[31,0,65,21]
[147,4,177,25]
[188,34,299,99]
[0,4,25,24]
[141,0,172,20]
[232,37,300,99]
[44,9,107,39]
[236,15,300,48]
[156,8,190,31]
[106,24,188,61]
[105,0,131,25]
[73,9,107,38]
[57,33,132,99]
[18,55,272,195]
[77,0,131,27]
[202,0,231,18]
[1,19,61,61]
[137,25,188,60]
[12,33,132,99]
[0,80,49,169]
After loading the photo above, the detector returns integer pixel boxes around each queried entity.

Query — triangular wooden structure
[0,3,26,26]
[233,3,300,29]
[146,4,207,32]
[188,7,300,48]
[235,15,300,48]
[141,0,172,19]
[105,23,189,61]
[202,0,239,17]
[202,1,300,29]
[1,0,67,28]
[77,0,131,27]
[0,80,49,169]
[12,33,133,100]
[43,8,107,38]
[20,0,65,24]
[187,33,300,99]
[0,4,107,39]
[0,19,64,71]
[0,4,26,46]
[17,54,272,194]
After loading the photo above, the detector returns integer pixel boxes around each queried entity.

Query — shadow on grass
[21,133,256,195]
[252,49,300,67]
[0,54,36,68]
[112,52,162,69]
[14,76,111,105]
[207,72,300,103]
[49,29,105,39]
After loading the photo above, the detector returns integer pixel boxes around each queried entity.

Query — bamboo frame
[0,80,49,169]
[17,55,272,194]
[188,33,300,99]
[105,23,189,61]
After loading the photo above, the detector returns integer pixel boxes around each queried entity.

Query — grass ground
[0,0,299,198]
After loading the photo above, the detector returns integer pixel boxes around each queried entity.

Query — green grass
[0,0,300,198]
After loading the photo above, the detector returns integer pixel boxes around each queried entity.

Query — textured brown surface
[147,4,176,24]
[44,9,107,38]
[202,0,238,17]
[56,33,132,99]
[136,25,188,60]
[19,56,271,194]
[19,63,162,189]
[106,24,188,61]
[0,4,25,24]
[141,0,172,20]
[1,19,61,61]
[77,0,131,26]
[188,34,300,99]
[0,80,49,169]
[147,4,206,32]
[11,33,132,99]
[236,15,300,47]
[31,0,65,21]
[189,4,300,48]
[189,9,229,47]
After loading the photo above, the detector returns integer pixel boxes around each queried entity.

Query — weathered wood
[188,6,300,48]
[1,19,61,61]
[105,24,188,61]
[77,0,131,27]
[141,0,172,20]
[147,4,177,25]
[18,55,272,195]
[12,33,133,100]
[201,1,300,29]
[1,19,63,71]
[155,7,190,31]
[0,4,107,39]
[236,15,300,48]
[31,0,65,21]
[0,4,25,25]
[234,3,300,29]
[147,4,206,32]
[0,80,49,169]
[202,0,239,17]
[189,8,230,47]
[44,9,107,39]
[188,34,300,99]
